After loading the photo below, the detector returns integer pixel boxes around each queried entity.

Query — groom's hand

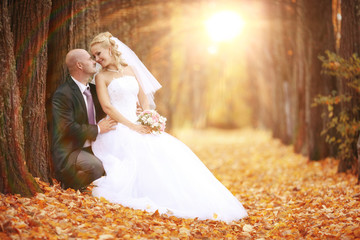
[98,117,117,133]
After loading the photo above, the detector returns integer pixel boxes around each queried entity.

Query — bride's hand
[130,124,152,134]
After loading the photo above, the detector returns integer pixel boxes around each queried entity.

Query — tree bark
[338,0,360,176]
[0,1,41,197]
[8,0,52,183]
[304,0,335,160]
[293,0,309,155]
[47,0,99,96]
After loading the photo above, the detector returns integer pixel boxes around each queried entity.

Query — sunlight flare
[207,45,218,54]
[206,11,244,42]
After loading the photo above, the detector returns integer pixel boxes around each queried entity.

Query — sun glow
[206,11,244,42]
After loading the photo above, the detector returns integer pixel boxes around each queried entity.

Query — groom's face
[79,52,97,76]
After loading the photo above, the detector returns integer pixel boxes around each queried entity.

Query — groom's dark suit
[51,77,105,190]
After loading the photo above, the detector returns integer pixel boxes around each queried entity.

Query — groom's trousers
[61,147,105,190]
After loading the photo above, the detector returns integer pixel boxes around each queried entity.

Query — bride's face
[91,43,113,68]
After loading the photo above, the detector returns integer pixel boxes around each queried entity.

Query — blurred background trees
[1,0,359,196]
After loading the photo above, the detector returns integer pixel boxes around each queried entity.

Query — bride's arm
[95,74,150,134]
[137,86,149,110]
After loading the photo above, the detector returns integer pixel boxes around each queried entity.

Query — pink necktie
[83,87,95,125]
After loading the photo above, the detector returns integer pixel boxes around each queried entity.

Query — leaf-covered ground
[1,128,360,239]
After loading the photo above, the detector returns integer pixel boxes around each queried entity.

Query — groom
[51,49,116,191]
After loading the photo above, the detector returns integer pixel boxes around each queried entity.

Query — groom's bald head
[65,49,96,84]
[65,49,89,73]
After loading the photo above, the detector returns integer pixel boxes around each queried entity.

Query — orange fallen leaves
[1,128,359,239]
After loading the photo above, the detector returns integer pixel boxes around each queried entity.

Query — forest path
[1,128,359,239]
[177,128,360,239]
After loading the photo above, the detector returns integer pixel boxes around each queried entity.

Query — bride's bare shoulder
[95,71,111,85]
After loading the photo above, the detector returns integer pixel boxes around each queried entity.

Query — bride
[89,32,247,222]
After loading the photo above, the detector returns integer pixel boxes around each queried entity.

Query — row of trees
[0,0,359,196]
[247,0,359,180]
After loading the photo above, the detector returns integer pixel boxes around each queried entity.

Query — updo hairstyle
[90,32,128,69]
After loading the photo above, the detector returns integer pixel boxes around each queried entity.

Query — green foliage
[313,51,360,161]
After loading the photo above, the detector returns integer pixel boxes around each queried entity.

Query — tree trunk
[283,2,297,145]
[0,1,41,197]
[9,0,52,183]
[293,0,308,155]
[47,0,100,93]
[251,0,335,160]
[337,0,360,176]
[257,2,293,144]
[271,3,295,144]
[304,0,335,160]
[46,0,100,158]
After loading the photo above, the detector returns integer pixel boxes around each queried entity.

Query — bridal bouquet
[137,110,167,134]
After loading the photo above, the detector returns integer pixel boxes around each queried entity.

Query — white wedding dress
[92,76,247,222]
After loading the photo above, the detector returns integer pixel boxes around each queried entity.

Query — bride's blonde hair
[90,32,128,69]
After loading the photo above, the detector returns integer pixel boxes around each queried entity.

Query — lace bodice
[107,76,139,123]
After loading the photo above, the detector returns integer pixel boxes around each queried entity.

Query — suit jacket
[51,77,105,182]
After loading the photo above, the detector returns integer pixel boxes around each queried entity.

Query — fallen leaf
[243,224,254,232]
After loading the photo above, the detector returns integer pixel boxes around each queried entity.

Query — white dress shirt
[71,76,99,147]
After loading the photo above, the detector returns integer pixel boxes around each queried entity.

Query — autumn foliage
[314,51,360,173]
[1,129,359,239]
